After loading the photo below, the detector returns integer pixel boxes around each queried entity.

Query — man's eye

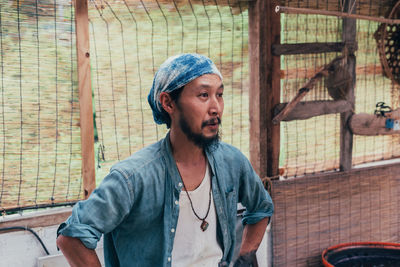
[217,93,223,97]
[200,93,208,97]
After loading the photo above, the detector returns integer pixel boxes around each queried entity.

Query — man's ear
[160,92,175,115]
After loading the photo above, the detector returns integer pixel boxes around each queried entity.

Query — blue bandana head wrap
[148,53,222,125]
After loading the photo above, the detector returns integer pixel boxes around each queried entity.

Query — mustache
[201,117,221,128]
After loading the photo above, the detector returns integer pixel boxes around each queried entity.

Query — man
[57,53,274,267]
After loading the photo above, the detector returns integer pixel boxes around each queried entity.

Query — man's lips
[202,118,221,128]
[206,123,219,129]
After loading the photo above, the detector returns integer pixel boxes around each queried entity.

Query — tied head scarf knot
[148,53,222,125]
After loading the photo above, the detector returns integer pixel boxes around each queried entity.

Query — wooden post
[249,0,281,178]
[340,0,356,171]
[74,0,95,198]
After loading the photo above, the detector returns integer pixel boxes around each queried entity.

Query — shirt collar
[161,132,216,191]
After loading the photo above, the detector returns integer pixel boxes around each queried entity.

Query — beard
[178,113,221,150]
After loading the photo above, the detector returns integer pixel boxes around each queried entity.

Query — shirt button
[171,228,175,233]
[168,257,171,262]
[175,200,179,205]
[178,182,183,187]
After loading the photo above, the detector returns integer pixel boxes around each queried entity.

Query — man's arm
[56,170,134,266]
[234,217,270,267]
[57,235,101,267]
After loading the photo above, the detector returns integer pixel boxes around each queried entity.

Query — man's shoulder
[111,139,165,179]
[212,141,248,162]
[215,141,241,152]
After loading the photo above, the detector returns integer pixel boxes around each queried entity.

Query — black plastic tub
[322,242,400,267]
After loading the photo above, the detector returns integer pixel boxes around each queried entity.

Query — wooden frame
[249,0,281,178]
[251,0,359,176]
[339,0,356,171]
[75,0,96,198]
[249,0,358,177]
[272,42,358,56]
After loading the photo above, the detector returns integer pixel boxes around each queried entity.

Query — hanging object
[272,56,346,124]
[375,1,400,86]
[325,56,352,101]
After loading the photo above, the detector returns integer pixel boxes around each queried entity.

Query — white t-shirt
[171,164,223,266]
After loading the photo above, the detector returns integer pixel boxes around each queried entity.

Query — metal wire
[66,1,75,201]
[50,0,59,205]
[34,0,41,205]
[202,0,211,57]
[0,0,5,207]
[106,1,132,155]
[94,3,120,161]
[0,226,50,255]
[17,0,23,207]
[139,0,158,140]
[172,0,184,53]
[123,0,145,147]
[188,0,198,53]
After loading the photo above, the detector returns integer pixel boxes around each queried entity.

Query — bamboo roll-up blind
[0,0,83,212]
[89,0,251,181]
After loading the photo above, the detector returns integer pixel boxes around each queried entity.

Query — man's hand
[233,251,257,267]
[57,235,101,267]
[234,216,270,267]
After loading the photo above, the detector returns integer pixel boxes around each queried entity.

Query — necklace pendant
[201,220,209,231]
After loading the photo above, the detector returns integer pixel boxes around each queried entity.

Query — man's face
[174,74,224,148]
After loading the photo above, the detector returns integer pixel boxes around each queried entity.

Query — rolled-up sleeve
[239,158,274,225]
[57,169,134,249]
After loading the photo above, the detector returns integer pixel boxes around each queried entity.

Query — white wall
[256,224,271,267]
[0,225,104,267]
[0,211,269,267]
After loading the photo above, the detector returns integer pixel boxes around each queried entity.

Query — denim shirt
[58,134,274,267]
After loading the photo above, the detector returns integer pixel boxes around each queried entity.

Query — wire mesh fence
[89,0,250,182]
[2,0,400,212]
[279,0,400,177]
[0,0,82,212]
[0,0,250,213]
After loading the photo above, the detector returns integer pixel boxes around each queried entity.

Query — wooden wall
[271,162,400,266]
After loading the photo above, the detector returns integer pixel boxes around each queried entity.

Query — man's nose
[209,96,222,115]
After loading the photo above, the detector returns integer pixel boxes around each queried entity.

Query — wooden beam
[274,100,352,121]
[349,113,400,136]
[75,0,95,198]
[272,42,357,56]
[283,63,382,80]
[272,87,309,124]
[275,5,400,25]
[0,208,72,231]
[248,0,280,178]
[340,0,356,171]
